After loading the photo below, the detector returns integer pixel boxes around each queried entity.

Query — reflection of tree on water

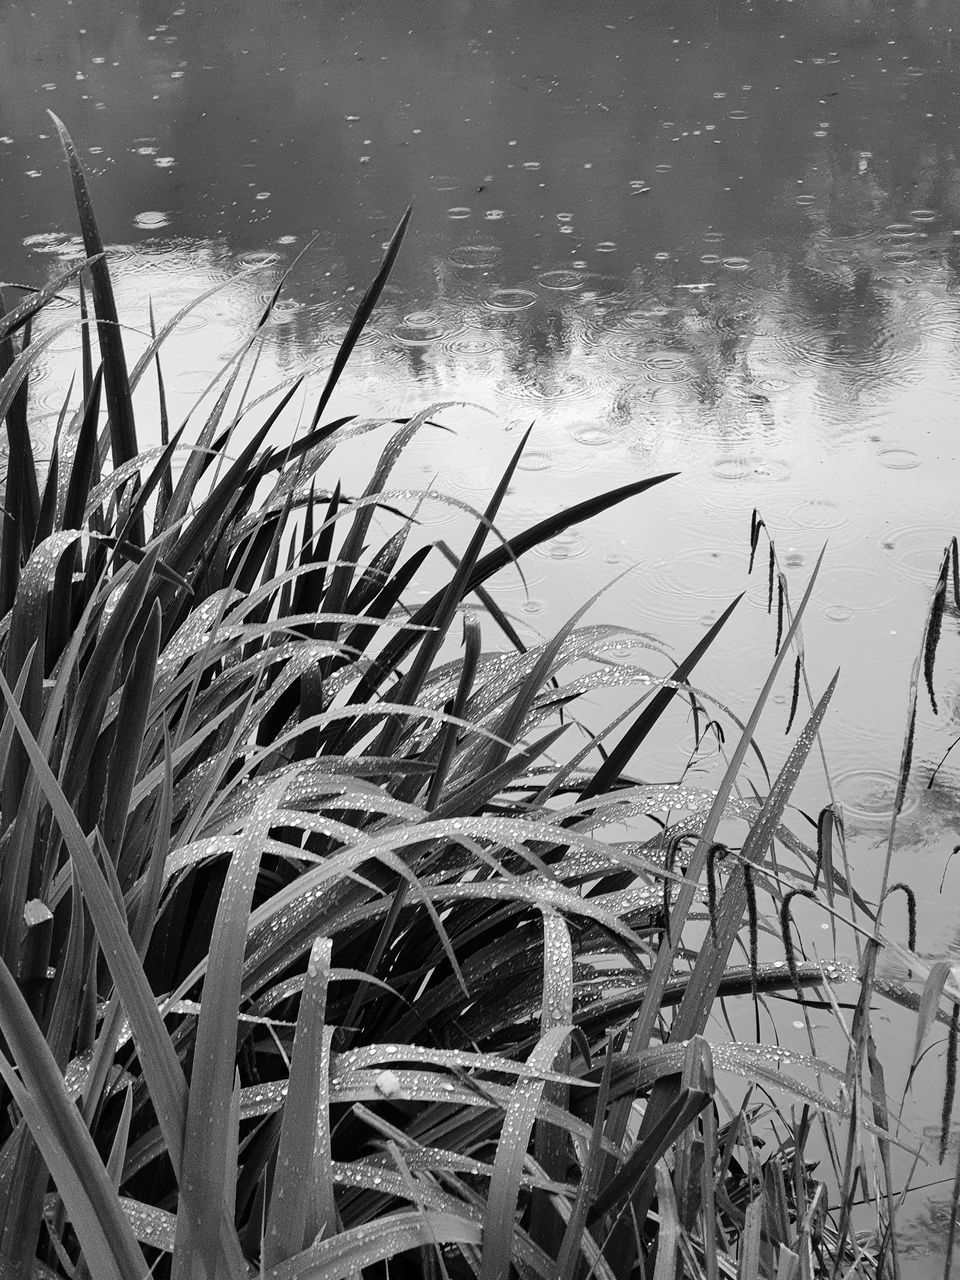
[787,261,889,375]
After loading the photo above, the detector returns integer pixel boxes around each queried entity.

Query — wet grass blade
[530,913,574,1258]
[149,299,173,530]
[60,545,162,802]
[480,1025,572,1280]
[173,773,292,1280]
[102,599,161,862]
[33,442,59,550]
[0,254,103,343]
[0,963,146,1280]
[0,321,69,566]
[263,938,334,1268]
[904,959,952,1102]
[261,1210,481,1279]
[0,665,199,1209]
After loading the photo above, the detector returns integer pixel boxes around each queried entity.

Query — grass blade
[480,1025,572,1280]
[0,965,146,1280]
[47,113,139,479]
[580,592,743,803]
[588,1089,712,1225]
[263,938,335,1268]
[308,206,411,432]
[172,773,293,1280]
[262,1210,481,1280]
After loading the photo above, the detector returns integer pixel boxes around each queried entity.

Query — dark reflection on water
[5,0,960,1249]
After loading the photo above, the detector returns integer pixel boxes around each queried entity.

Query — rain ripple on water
[482,287,539,312]
[783,498,848,532]
[879,524,952,576]
[711,455,793,483]
[388,310,462,347]
[834,766,919,824]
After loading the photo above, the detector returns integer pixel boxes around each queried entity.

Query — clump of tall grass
[0,113,955,1280]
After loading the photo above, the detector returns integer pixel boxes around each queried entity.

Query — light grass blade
[651,1160,681,1280]
[263,938,335,1268]
[905,958,952,1101]
[173,772,293,1280]
[262,1210,481,1280]
[530,913,574,1258]
[480,1025,572,1280]
[739,1196,763,1280]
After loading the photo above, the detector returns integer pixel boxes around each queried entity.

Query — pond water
[5,0,960,1262]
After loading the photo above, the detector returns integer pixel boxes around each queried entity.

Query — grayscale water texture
[2,0,960,1263]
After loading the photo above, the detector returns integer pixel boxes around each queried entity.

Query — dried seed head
[780,888,818,992]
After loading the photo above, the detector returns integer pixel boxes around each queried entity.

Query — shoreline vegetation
[0,114,957,1279]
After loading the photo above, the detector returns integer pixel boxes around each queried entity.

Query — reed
[0,115,954,1280]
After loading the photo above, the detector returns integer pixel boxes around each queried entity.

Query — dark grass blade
[616,674,838,1257]
[481,577,623,780]
[580,592,744,803]
[308,206,411,432]
[158,419,274,618]
[0,315,50,570]
[349,472,677,709]
[158,358,247,536]
[47,114,139,478]
[102,599,161,862]
[109,425,190,561]
[425,614,482,810]
[555,1037,615,1280]
[379,425,535,757]
[33,443,59,550]
[60,545,162,802]
[148,299,174,532]
[587,1089,712,1225]
[0,666,248,1275]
